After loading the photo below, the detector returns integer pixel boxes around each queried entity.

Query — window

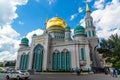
[20,54,29,70]
[81,48,85,60]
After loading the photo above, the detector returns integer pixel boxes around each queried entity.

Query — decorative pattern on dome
[74,25,85,35]
[33,34,37,37]
[46,17,66,30]
[21,37,29,45]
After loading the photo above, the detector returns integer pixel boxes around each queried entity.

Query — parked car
[6,70,30,80]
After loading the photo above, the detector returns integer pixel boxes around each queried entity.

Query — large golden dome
[46,17,66,30]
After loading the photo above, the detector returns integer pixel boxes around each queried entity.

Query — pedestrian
[110,68,113,76]
[114,68,118,77]
[76,68,80,75]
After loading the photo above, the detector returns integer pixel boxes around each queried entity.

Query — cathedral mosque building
[16,3,101,72]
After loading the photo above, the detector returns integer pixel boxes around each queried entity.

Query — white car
[6,70,30,80]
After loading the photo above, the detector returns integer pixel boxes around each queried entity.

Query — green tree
[98,34,120,68]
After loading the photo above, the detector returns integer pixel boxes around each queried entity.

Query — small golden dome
[46,17,66,30]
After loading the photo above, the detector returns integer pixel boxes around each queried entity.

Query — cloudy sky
[0,0,120,62]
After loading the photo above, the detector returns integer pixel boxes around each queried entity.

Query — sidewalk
[34,72,91,75]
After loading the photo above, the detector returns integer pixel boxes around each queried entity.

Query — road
[0,73,120,80]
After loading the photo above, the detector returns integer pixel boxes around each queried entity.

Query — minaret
[85,2,96,37]
[65,26,71,41]
[43,17,48,34]
[85,2,102,70]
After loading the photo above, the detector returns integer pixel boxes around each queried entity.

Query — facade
[15,3,101,72]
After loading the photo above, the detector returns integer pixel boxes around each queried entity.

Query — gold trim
[34,38,45,42]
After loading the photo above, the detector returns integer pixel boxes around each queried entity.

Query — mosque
[15,3,101,72]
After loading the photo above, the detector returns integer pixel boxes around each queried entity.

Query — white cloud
[70,7,83,21]
[0,0,28,62]
[91,0,120,39]
[78,7,83,13]
[0,51,17,61]
[35,0,40,3]
[84,0,92,3]
[0,25,20,62]
[87,0,92,2]
[94,0,105,9]
[26,29,43,44]
[47,0,56,5]
[80,18,85,27]
[18,21,24,25]
[70,13,78,21]
[97,29,120,39]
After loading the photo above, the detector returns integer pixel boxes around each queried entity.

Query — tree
[98,34,120,68]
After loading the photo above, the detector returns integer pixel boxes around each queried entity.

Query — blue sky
[12,0,94,36]
[0,0,120,61]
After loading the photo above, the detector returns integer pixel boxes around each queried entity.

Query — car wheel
[25,77,28,80]
[6,75,9,80]
[17,76,22,80]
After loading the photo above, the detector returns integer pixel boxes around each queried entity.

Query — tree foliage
[98,34,120,68]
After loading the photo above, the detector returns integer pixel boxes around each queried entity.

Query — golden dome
[46,17,66,30]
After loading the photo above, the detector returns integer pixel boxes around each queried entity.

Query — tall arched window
[52,50,60,70]
[57,52,60,70]
[20,55,23,70]
[81,48,85,60]
[66,52,70,70]
[33,44,43,71]
[61,52,65,70]
[20,54,29,70]
[52,53,57,70]
[88,31,91,37]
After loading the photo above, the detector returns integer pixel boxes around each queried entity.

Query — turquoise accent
[22,55,25,70]
[34,45,43,71]
[81,48,85,60]
[20,55,23,70]
[65,26,70,29]
[74,25,85,35]
[52,53,57,70]
[35,49,42,71]
[57,53,60,70]
[88,20,91,26]
[88,31,91,37]
[92,31,95,37]
[21,37,29,45]
[25,55,29,69]
[33,34,37,37]
[61,52,65,70]
[20,55,29,70]
[66,52,70,70]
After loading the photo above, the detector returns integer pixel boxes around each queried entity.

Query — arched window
[57,52,60,70]
[61,52,65,70]
[33,44,43,71]
[61,49,70,70]
[66,51,70,70]
[20,54,29,70]
[88,31,91,37]
[20,55,23,70]
[52,53,57,70]
[81,48,85,60]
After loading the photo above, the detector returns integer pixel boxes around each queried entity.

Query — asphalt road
[0,73,120,80]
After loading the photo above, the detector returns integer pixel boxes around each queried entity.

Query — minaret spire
[45,16,48,31]
[86,1,90,12]
[56,13,58,17]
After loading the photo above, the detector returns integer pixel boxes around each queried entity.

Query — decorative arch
[61,49,70,70]
[32,44,44,71]
[52,49,60,70]
[20,53,29,70]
